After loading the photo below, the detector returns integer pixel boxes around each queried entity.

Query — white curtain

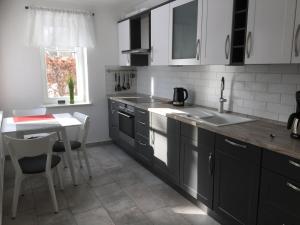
[27,8,96,48]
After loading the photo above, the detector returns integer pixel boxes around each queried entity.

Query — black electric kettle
[173,87,188,106]
[287,91,300,139]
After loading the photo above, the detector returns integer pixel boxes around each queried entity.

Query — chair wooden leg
[12,175,22,219]
[77,150,83,168]
[82,146,92,178]
[46,171,58,213]
[56,164,64,191]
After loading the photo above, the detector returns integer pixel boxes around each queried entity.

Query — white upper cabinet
[245,0,296,64]
[201,0,233,65]
[169,0,203,65]
[151,4,170,66]
[118,20,130,66]
[292,2,300,63]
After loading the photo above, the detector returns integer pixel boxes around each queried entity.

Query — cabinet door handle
[151,130,155,145]
[138,141,147,146]
[208,152,214,175]
[295,24,300,57]
[225,35,230,60]
[246,32,252,58]
[287,182,300,192]
[138,110,146,115]
[225,139,247,149]
[138,121,146,126]
[118,111,132,118]
[196,39,200,60]
[151,46,154,62]
[289,160,300,168]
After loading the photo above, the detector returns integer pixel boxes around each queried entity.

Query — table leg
[60,129,78,186]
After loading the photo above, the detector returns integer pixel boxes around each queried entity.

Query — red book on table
[13,114,55,123]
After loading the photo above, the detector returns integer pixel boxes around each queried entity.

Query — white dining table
[1,113,81,185]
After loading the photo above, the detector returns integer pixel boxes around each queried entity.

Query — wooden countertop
[108,95,300,160]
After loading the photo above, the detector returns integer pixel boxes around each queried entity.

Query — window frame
[40,47,90,105]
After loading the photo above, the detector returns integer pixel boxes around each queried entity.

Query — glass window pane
[172,0,198,59]
[45,49,78,98]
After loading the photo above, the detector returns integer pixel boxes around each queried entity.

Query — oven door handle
[118,111,133,118]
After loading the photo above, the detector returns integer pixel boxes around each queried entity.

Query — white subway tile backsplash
[255,73,282,83]
[268,64,298,74]
[282,74,300,84]
[231,81,245,90]
[234,73,256,82]
[136,65,299,122]
[245,65,269,73]
[254,92,281,103]
[232,90,254,100]
[281,94,296,106]
[245,82,268,92]
[253,110,278,120]
[225,66,246,73]
[243,100,267,110]
[267,103,294,115]
[268,84,297,94]
[233,105,253,115]
[278,113,290,122]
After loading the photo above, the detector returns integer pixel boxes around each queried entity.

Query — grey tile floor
[2,144,220,225]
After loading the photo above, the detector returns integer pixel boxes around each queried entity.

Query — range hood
[122,12,150,65]
[122,48,150,55]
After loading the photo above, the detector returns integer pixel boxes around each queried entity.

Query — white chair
[12,107,49,139]
[3,133,64,219]
[12,107,47,116]
[53,112,92,178]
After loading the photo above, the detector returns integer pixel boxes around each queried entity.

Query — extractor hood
[121,12,150,66]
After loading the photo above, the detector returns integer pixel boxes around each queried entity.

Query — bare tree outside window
[45,49,78,98]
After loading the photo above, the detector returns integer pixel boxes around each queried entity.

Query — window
[41,47,89,104]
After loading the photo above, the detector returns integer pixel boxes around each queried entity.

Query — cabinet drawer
[262,150,300,182]
[135,134,153,166]
[258,169,300,225]
[135,108,149,125]
[135,120,149,138]
[181,122,198,141]
[150,113,180,135]
[216,135,261,164]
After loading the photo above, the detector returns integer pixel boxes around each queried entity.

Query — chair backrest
[3,133,57,175]
[73,112,90,145]
[12,107,47,116]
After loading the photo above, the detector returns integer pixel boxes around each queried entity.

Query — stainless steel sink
[199,113,254,126]
[178,108,254,126]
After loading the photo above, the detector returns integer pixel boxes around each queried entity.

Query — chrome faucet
[218,77,227,113]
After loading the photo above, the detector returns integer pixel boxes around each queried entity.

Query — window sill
[42,102,92,108]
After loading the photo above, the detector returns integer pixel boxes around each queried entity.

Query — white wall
[0,0,122,143]
[137,65,300,122]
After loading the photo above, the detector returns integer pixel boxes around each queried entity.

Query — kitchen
[0,0,300,225]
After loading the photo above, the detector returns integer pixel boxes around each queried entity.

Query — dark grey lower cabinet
[180,125,215,208]
[108,99,119,142]
[151,113,180,185]
[180,136,199,197]
[258,171,300,225]
[213,135,261,225]
[135,133,153,166]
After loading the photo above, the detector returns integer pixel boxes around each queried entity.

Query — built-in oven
[118,103,135,147]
